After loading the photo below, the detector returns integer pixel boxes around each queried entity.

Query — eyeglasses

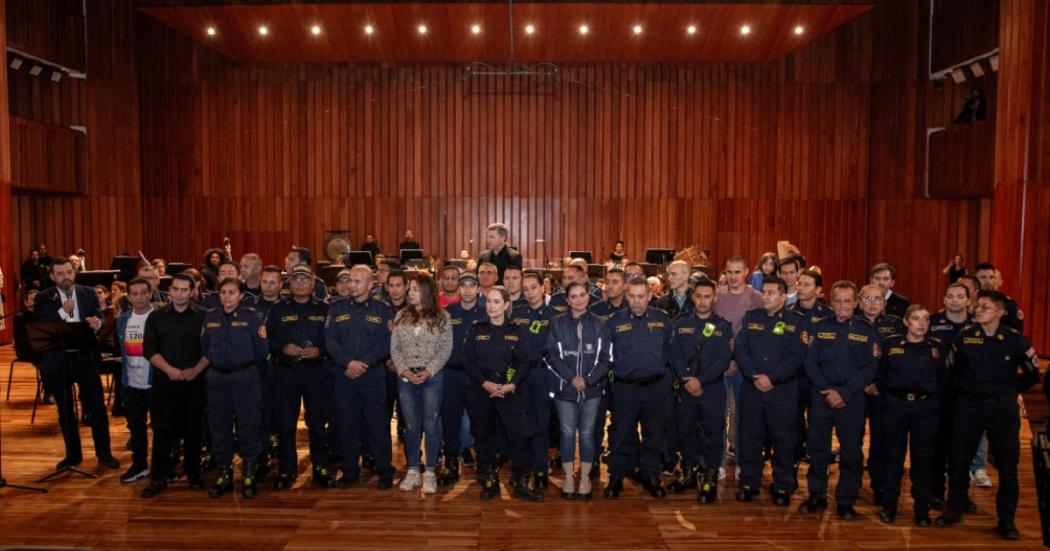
[860,296,884,303]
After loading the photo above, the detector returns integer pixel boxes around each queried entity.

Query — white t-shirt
[123,308,154,390]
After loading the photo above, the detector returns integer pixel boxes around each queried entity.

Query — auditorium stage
[0,348,1045,550]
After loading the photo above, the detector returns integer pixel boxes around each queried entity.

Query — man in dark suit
[476,222,522,285]
[870,262,910,319]
[33,257,119,470]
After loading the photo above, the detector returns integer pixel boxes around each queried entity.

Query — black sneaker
[140,480,166,498]
[273,473,293,491]
[460,449,476,469]
[799,494,828,513]
[120,464,150,484]
[736,485,759,502]
[837,506,859,521]
[98,455,121,470]
[996,520,1020,540]
[603,478,623,499]
[377,475,394,490]
[935,509,963,527]
[772,488,791,507]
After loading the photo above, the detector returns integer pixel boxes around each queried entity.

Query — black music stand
[346,251,374,267]
[110,256,141,282]
[25,322,100,483]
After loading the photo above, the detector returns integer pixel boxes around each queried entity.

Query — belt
[616,373,664,387]
[958,393,1016,405]
[211,363,253,374]
[886,389,933,402]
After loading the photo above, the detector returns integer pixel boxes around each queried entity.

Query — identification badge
[773,321,785,335]
[529,320,543,335]
[702,322,716,337]
[506,367,516,383]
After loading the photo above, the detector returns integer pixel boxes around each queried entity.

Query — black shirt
[878,337,945,395]
[948,324,1040,398]
[361,242,381,264]
[142,303,206,369]
[477,245,523,285]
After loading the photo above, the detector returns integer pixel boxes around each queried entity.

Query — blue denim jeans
[398,370,445,468]
[555,397,602,464]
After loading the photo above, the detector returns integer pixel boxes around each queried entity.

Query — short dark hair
[379,258,401,271]
[218,260,240,273]
[903,304,929,320]
[606,268,626,282]
[128,277,152,293]
[171,273,196,290]
[564,281,588,296]
[973,261,996,273]
[959,274,981,289]
[289,247,313,268]
[776,257,801,272]
[261,265,282,276]
[49,256,72,271]
[386,270,407,286]
[869,262,896,279]
[762,276,788,294]
[726,255,748,267]
[522,271,544,286]
[977,289,1007,310]
[946,282,970,298]
[503,265,524,277]
[218,277,244,293]
[487,223,509,239]
[692,280,717,294]
[799,269,823,288]
[830,280,859,297]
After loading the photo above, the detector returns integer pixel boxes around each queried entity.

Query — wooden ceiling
[139,2,873,64]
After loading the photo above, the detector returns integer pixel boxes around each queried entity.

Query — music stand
[645,249,675,265]
[165,262,191,276]
[25,322,101,483]
[569,251,593,263]
[399,249,424,266]
[346,251,374,267]
[110,256,141,282]
[75,270,120,289]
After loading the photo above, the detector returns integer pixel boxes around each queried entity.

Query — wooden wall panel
[10,116,84,193]
[0,0,12,342]
[5,0,85,71]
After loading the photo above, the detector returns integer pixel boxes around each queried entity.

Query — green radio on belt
[506,367,516,383]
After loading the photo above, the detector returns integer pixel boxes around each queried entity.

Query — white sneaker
[399,468,421,492]
[718,467,726,481]
[422,471,437,494]
[971,468,993,488]
[735,466,741,480]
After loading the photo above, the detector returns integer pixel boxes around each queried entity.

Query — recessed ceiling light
[579,24,589,35]
[740,25,751,35]
[311,25,321,35]
[206,27,216,37]
[525,24,535,34]
[633,25,643,35]
[471,24,481,35]
[418,24,428,35]
[364,25,374,35]
[794,25,804,35]
[258,26,268,36]
[687,25,697,35]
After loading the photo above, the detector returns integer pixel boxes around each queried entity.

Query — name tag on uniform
[335,314,350,323]
[513,318,529,326]
[451,318,462,325]
[615,323,632,333]
[476,334,490,341]
[281,315,299,322]
[783,324,797,333]
[553,306,568,312]
[817,332,836,340]
[963,337,983,344]
[309,316,325,322]
[888,347,905,355]
[678,327,696,335]
[231,321,248,328]
[505,335,519,342]
[931,324,952,332]
[847,333,868,343]
[648,322,664,330]
[206,322,221,329]
[747,323,765,331]
[365,315,382,324]
[879,327,895,334]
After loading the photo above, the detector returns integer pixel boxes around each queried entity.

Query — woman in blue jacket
[545,282,611,499]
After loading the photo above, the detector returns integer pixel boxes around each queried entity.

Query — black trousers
[882,394,938,512]
[274,364,330,474]
[794,375,813,464]
[150,368,205,482]
[521,366,555,473]
[677,381,727,470]
[930,389,957,500]
[40,350,112,461]
[440,367,472,458]
[866,394,888,495]
[608,379,665,481]
[947,395,1020,522]
[468,383,534,478]
[807,391,866,506]
[123,386,153,468]
[738,382,797,491]
[207,368,262,465]
[256,362,277,464]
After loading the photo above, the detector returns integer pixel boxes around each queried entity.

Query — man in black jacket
[477,223,522,284]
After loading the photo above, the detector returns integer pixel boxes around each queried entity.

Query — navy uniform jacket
[859,313,905,342]
[1002,295,1024,332]
[607,307,673,380]
[791,300,831,325]
[885,291,911,319]
[929,310,970,353]
[201,302,269,369]
[266,298,329,367]
[948,325,1039,398]
[446,300,486,367]
[253,295,282,319]
[735,307,811,384]
[670,313,733,386]
[877,337,945,395]
[464,321,528,386]
[804,316,880,403]
[324,296,393,370]
[511,302,554,365]
[589,299,628,323]
[548,286,602,314]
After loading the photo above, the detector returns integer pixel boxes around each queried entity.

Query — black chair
[6,313,47,424]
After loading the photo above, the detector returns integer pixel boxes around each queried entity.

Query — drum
[674,245,710,267]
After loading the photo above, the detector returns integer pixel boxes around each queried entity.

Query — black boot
[736,484,759,502]
[604,478,624,499]
[914,508,932,527]
[772,488,791,507]
[879,503,897,524]
[935,509,963,527]
[533,471,549,490]
[438,456,460,488]
[273,472,293,490]
[697,468,719,504]
[241,462,259,499]
[512,472,545,502]
[642,477,667,499]
[313,465,336,488]
[798,493,828,513]
[996,520,1020,540]
[668,464,700,494]
[209,463,234,498]
[480,470,501,501]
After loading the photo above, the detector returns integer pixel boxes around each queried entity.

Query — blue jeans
[721,371,744,468]
[556,397,602,465]
[398,371,445,468]
[971,433,988,470]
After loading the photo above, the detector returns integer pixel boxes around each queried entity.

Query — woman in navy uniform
[464,286,544,501]
[877,304,945,526]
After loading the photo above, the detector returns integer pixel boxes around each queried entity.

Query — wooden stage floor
[1,346,1046,550]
